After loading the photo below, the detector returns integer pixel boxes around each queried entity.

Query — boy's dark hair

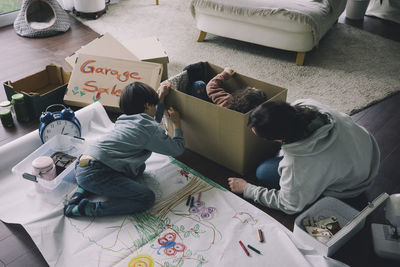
[230,87,267,113]
[248,101,321,143]
[119,82,159,115]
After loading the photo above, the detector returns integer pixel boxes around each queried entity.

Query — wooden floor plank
[0,10,399,267]
[354,94,400,136]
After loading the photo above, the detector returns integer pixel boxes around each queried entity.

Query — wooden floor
[0,12,399,267]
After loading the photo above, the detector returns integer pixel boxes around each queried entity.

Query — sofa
[190,0,347,66]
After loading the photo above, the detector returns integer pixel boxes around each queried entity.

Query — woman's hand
[228,177,248,194]
[159,81,171,104]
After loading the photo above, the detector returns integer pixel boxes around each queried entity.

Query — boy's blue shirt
[84,103,184,177]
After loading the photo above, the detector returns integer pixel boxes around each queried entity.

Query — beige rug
[74,0,400,114]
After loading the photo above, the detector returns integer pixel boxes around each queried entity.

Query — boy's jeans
[255,156,283,190]
[74,160,155,216]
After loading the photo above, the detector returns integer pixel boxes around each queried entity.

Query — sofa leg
[296,52,305,66]
[197,31,207,42]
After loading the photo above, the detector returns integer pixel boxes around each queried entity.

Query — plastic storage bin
[12,134,86,203]
[293,193,388,256]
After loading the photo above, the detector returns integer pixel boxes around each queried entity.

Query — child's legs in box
[256,156,283,190]
[75,161,155,216]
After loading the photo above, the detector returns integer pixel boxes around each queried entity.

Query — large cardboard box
[65,33,169,80]
[293,193,388,256]
[64,54,163,112]
[3,64,70,118]
[165,62,287,175]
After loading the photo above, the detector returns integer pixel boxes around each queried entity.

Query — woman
[228,99,380,214]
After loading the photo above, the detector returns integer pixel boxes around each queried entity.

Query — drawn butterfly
[189,200,216,220]
[151,232,186,256]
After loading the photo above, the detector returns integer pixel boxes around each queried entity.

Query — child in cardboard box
[228,99,380,214]
[188,66,267,113]
[205,67,267,114]
[64,81,185,217]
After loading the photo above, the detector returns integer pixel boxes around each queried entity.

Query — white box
[12,135,86,203]
[293,193,389,256]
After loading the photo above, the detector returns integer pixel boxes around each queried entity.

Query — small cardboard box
[64,53,163,112]
[65,33,169,80]
[165,62,287,175]
[293,193,389,256]
[3,64,70,118]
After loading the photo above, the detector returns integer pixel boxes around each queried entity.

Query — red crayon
[239,240,250,256]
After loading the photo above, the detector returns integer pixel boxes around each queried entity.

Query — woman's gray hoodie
[243,99,380,214]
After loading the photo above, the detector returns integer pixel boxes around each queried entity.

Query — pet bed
[190,0,347,65]
[14,0,70,38]
[0,102,346,266]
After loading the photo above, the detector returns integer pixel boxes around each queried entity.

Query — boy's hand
[224,67,235,76]
[228,177,248,194]
[159,81,171,103]
[167,107,181,129]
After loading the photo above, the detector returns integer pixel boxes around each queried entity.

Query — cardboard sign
[64,54,162,111]
[65,34,169,80]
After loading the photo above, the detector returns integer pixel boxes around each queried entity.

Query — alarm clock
[39,104,81,143]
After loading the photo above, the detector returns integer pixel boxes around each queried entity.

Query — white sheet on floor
[0,102,346,267]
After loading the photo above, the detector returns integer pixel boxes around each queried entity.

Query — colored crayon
[186,195,191,206]
[238,240,250,256]
[257,229,264,242]
[247,244,261,254]
[190,196,194,207]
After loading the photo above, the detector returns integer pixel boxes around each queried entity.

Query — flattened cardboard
[165,62,287,175]
[64,54,162,111]
[3,64,70,118]
[122,36,169,64]
[64,33,139,68]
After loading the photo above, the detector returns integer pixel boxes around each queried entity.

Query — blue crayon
[186,195,192,206]
[190,196,194,207]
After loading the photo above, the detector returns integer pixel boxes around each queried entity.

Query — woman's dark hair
[119,82,159,115]
[248,101,321,143]
[230,87,267,113]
